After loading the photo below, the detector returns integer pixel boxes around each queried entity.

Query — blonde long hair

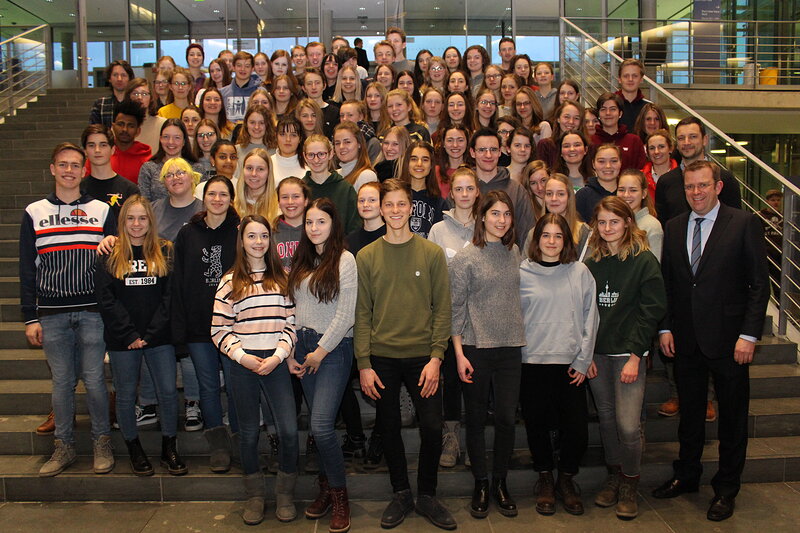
[107,195,172,279]
[588,196,650,262]
[234,148,280,222]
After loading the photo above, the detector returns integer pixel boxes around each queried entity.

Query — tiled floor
[1,482,800,532]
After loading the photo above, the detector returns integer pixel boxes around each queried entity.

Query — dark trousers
[519,363,588,474]
[461,345,521,480]
[673,344,750,498]
[338,357,366,438]
[442,341,462,421]
[372,355,442,495]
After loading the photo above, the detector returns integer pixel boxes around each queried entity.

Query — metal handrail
[0,24,50,117]
[560,16,800,197]
[0,24,48,47]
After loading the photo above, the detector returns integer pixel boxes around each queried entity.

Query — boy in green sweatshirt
[354,179,455,531]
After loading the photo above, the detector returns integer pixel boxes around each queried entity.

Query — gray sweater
[635,207,663,262]
[293,251,357,352]
[519,259,599,374]
[427,209,474,264]
[449,241,526,348]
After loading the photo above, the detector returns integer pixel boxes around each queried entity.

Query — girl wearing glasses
[302,134,360,234]
[474,88,498,130]
[193,119,220,174]
[479,65,504,103]
[424,57,448,93]
[125,77,166,154]
[512,87,552,144]
[158,67,194,119]
[153,69,172,110]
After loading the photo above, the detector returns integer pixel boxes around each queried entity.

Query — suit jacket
[356,48,370,71]
[655,166,742,225]
[661,203,769,359]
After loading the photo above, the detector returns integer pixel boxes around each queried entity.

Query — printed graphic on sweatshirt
[226,96,250,121]
[598,282,619,308]
[34,207,104,254]
[411,199,437,238]
[203,245,223,285]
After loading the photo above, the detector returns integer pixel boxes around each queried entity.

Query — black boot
[470,478,490,518]
[160,435,188,475]
[492,477,518,517]
[125,437,153,476]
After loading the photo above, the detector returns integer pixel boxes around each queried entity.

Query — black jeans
[461,345,521,480]
[338,355,365,438]
[674,345,750,498]
[371,355,442,495]
[442,341,463,421]
[519,363,588,474]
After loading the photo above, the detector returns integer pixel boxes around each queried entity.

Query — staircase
[0,88,799,503]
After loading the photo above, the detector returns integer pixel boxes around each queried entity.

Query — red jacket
[641,158,678,203]
[111,142,152,184]
[591,124,648,171]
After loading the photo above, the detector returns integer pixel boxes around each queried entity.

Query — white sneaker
[184,400,204,432]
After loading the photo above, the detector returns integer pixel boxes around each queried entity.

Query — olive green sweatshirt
[354,235,451,369]
[585,249,666,357]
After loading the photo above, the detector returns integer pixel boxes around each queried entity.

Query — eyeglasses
[173,81,189,87]
[197,132,217,139]
[154,80,169,85]
[684,182,713,192]
[305,152,328,160]
[516,101,532,107]
[429,66,445,72]
[164,170,188,180]
[478,100,497,107]
[485,73,501,79]
[475,147,500,155]
[131,91,150,98]
[498,129,513,136]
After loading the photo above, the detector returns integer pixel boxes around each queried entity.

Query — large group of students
[20,28,775,532]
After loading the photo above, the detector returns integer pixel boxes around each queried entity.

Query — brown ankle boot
[534,471,556,515]
[305,475,332,519]
[328,486,351,533]
[595,465,621,507]
[555,472,584,515]
[616,474,640,520]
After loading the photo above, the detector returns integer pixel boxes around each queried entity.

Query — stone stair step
[0,258,19,277]
[2,436,799,502]
[0,279,21,300]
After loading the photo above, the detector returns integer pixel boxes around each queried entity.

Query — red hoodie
[591,123,647,171]
[111,142,152,184]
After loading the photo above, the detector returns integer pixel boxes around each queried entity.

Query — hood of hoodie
[115,141,151,157]
[304,170,345,188]
[482,166,511,187]
[616,88,646,103]
[585,176,613,195]
[594,123,629,142]
[441,209,475,234]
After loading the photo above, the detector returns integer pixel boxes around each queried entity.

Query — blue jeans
[109,344,179,441]
[589,354,647,476]
[40,310,109,444]
[188,342,238,433]
[139,356,200,404]
[296,328,352,488]
[229,350,299,475]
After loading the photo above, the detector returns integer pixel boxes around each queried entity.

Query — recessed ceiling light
[69,13,76,17]
[212,9,220,14]
[97,30,103,34]
[286,7,293,12]
[433,6,440,10]
[359,6,366,11]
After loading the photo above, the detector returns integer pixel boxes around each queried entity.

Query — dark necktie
[691,218,705,274]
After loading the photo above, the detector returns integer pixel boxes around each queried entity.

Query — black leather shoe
[125,437,153,476]
[651,478,699,499]
[380,489,414,529]
[160,435,188,476]
[415,494,457,531]
[707,496,735,521]
[470,479,490,518]
[492,477,518,517]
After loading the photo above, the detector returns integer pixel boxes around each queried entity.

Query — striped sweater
[19,193,116,324]
[211,271,297,363]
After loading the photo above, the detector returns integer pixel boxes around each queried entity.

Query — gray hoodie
[428,209,474,264]
[478,166,535,249]
[519,259,599,374]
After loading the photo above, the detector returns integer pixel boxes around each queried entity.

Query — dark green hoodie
[303,170,361,234]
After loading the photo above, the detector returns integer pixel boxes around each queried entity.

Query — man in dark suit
[354,38,370,72]
[655,117,742,224]
[652,160,770,521]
